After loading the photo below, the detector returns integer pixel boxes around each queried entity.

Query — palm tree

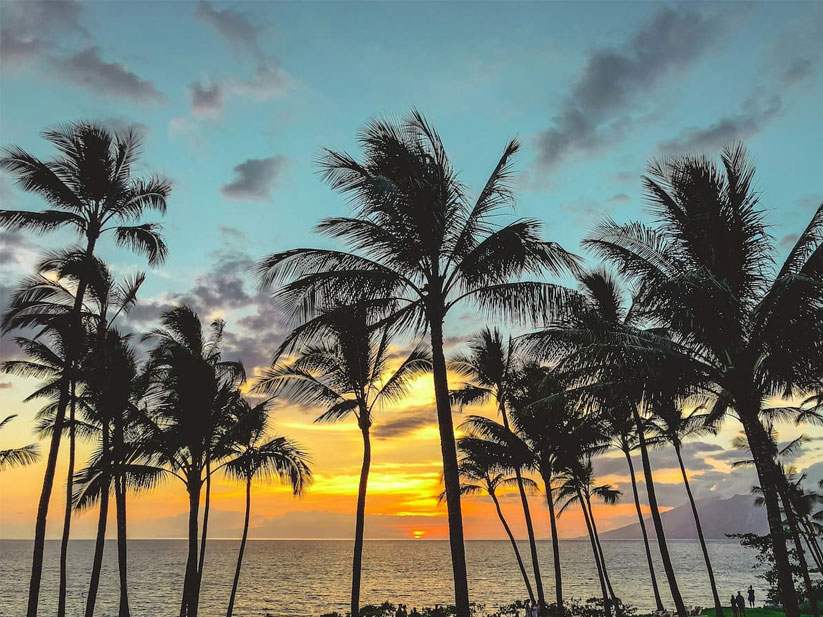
[556,458,621,613]
[455,435,537,602]
[649,402,723,616]
[1,122,170,617]
[0,414,39,469]
[585,148,822,617]
[450,329,546,606]
[258,111,579,615]
[222,397,312,617]
[525,269,691,616]
[255,307,430,617]
[141,306,244,617]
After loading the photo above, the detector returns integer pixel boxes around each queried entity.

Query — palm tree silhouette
[450,329,546,606]
[141,306,244,617]
[258,111,579,615]
[0,414,39,469]
[649,401,723,616]
[0,122,169,617]
[222,397,312,617]
[454,435,537,602]
[586,147,822,617]
[524,269,689,615]
[256,307,430,617]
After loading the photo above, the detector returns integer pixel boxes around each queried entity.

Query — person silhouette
[731,594,738,617]
[736,592,746,616]
[747,586,755,608]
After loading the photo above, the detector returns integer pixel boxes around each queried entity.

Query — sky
[0,0,821,541]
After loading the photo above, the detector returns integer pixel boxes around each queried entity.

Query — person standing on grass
[736,592,746,616]
[731,595,739,617]
[747,587,755,608]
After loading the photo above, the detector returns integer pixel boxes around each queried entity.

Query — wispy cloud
[54,47,165,103]
[536,6,724,170]
[221,156,287,201]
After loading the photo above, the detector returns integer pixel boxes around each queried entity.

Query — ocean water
[0,539,760,616]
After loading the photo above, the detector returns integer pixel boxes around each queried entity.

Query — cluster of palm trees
[0,124,312,617]
[1,113,821,617]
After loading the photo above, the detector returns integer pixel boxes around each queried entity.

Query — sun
[411,530,426,540]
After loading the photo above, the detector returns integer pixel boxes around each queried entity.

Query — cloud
[54,47,165,103]
[607,193,631,204]
[229,60,290,101]
[0,381,12,389]
[221,156,287,201]
[536,6,723,170]
[0,0,84,69]
[373,405,437,440]
[190,80,224,117]
[196,0,261,59]
[658,94,783,155]
[780,233,799,249]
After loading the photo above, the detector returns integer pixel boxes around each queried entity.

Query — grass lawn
[701,609,812,617]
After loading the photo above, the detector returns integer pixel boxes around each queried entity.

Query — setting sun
[412,530,426,540]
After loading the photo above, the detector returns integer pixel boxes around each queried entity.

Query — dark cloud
[190,80,223,117]
[54,47,165,103]
[196,0,261,58]
[221,156,287,201]
[780,233,799,249]
[0,0,84,69]
[373,405,437,440]
[658,94,783,155]
[0,381,12,390]
[607,193,630,204]
[0,231,35,267]
[536,6,723,170]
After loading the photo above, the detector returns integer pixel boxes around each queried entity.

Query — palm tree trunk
[26,236,94,617]
[778,482,819,617]
[57,382,76,617]
[673,442,722,616]
[800,520,823,572]
[585,494,617,605]
[85,424,110,617]
[489,488,535,602]
[350,423,371,617]
[429,314,470,617]
[115,475,131,617]
[577,489,611,615]
[740,411,800,617]
[226,476,251,617]
[197,459,211,594]
[180,476,202,617]
[623,449,664,612]
[542,472,563,607]
[632,406,686,617]
[515,466,544,607]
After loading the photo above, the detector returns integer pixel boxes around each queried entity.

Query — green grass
[701,609,812,617]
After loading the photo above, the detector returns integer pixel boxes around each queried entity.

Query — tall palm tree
[450,329,546,607]
[255,307,430,617]
[557,458,621,613]
[455,435,537,602]
[141,306,244,617]
[649,403,723,616]
[222,397,312,617]
[1,122,170,617]
[258,112,579,615]
[525,269,691,616]
[0,414,39,469]
[585,148,822,617]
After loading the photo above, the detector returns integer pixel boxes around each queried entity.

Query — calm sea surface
[0,539,760,616]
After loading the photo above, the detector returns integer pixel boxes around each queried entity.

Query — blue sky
[0,1,821,539]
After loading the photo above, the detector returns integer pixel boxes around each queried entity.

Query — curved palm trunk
[740,410,800,617]
[180,475,202,617]
[800,520,823,572]
[489,488,535,602]
[350,423,371,617]
[27,237,94,617]
[623,449,663,612]
[85,424,110,617]
[631,407,686,617]
[115,476,131,617]
[197,459,211,593]
[57,383,77,617]
[778,483,819,617]
[429,315,470,617]
[584,494,617,605]
[542,472,563,607]
[673,443,722,617]
[577,489,611,615]
[225,476,251,617]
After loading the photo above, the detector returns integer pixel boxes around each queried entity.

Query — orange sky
[1,359,820,541]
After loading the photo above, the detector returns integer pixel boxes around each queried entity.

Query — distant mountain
[598,494,768,540]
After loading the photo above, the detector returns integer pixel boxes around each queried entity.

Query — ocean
[0,539,760,616]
